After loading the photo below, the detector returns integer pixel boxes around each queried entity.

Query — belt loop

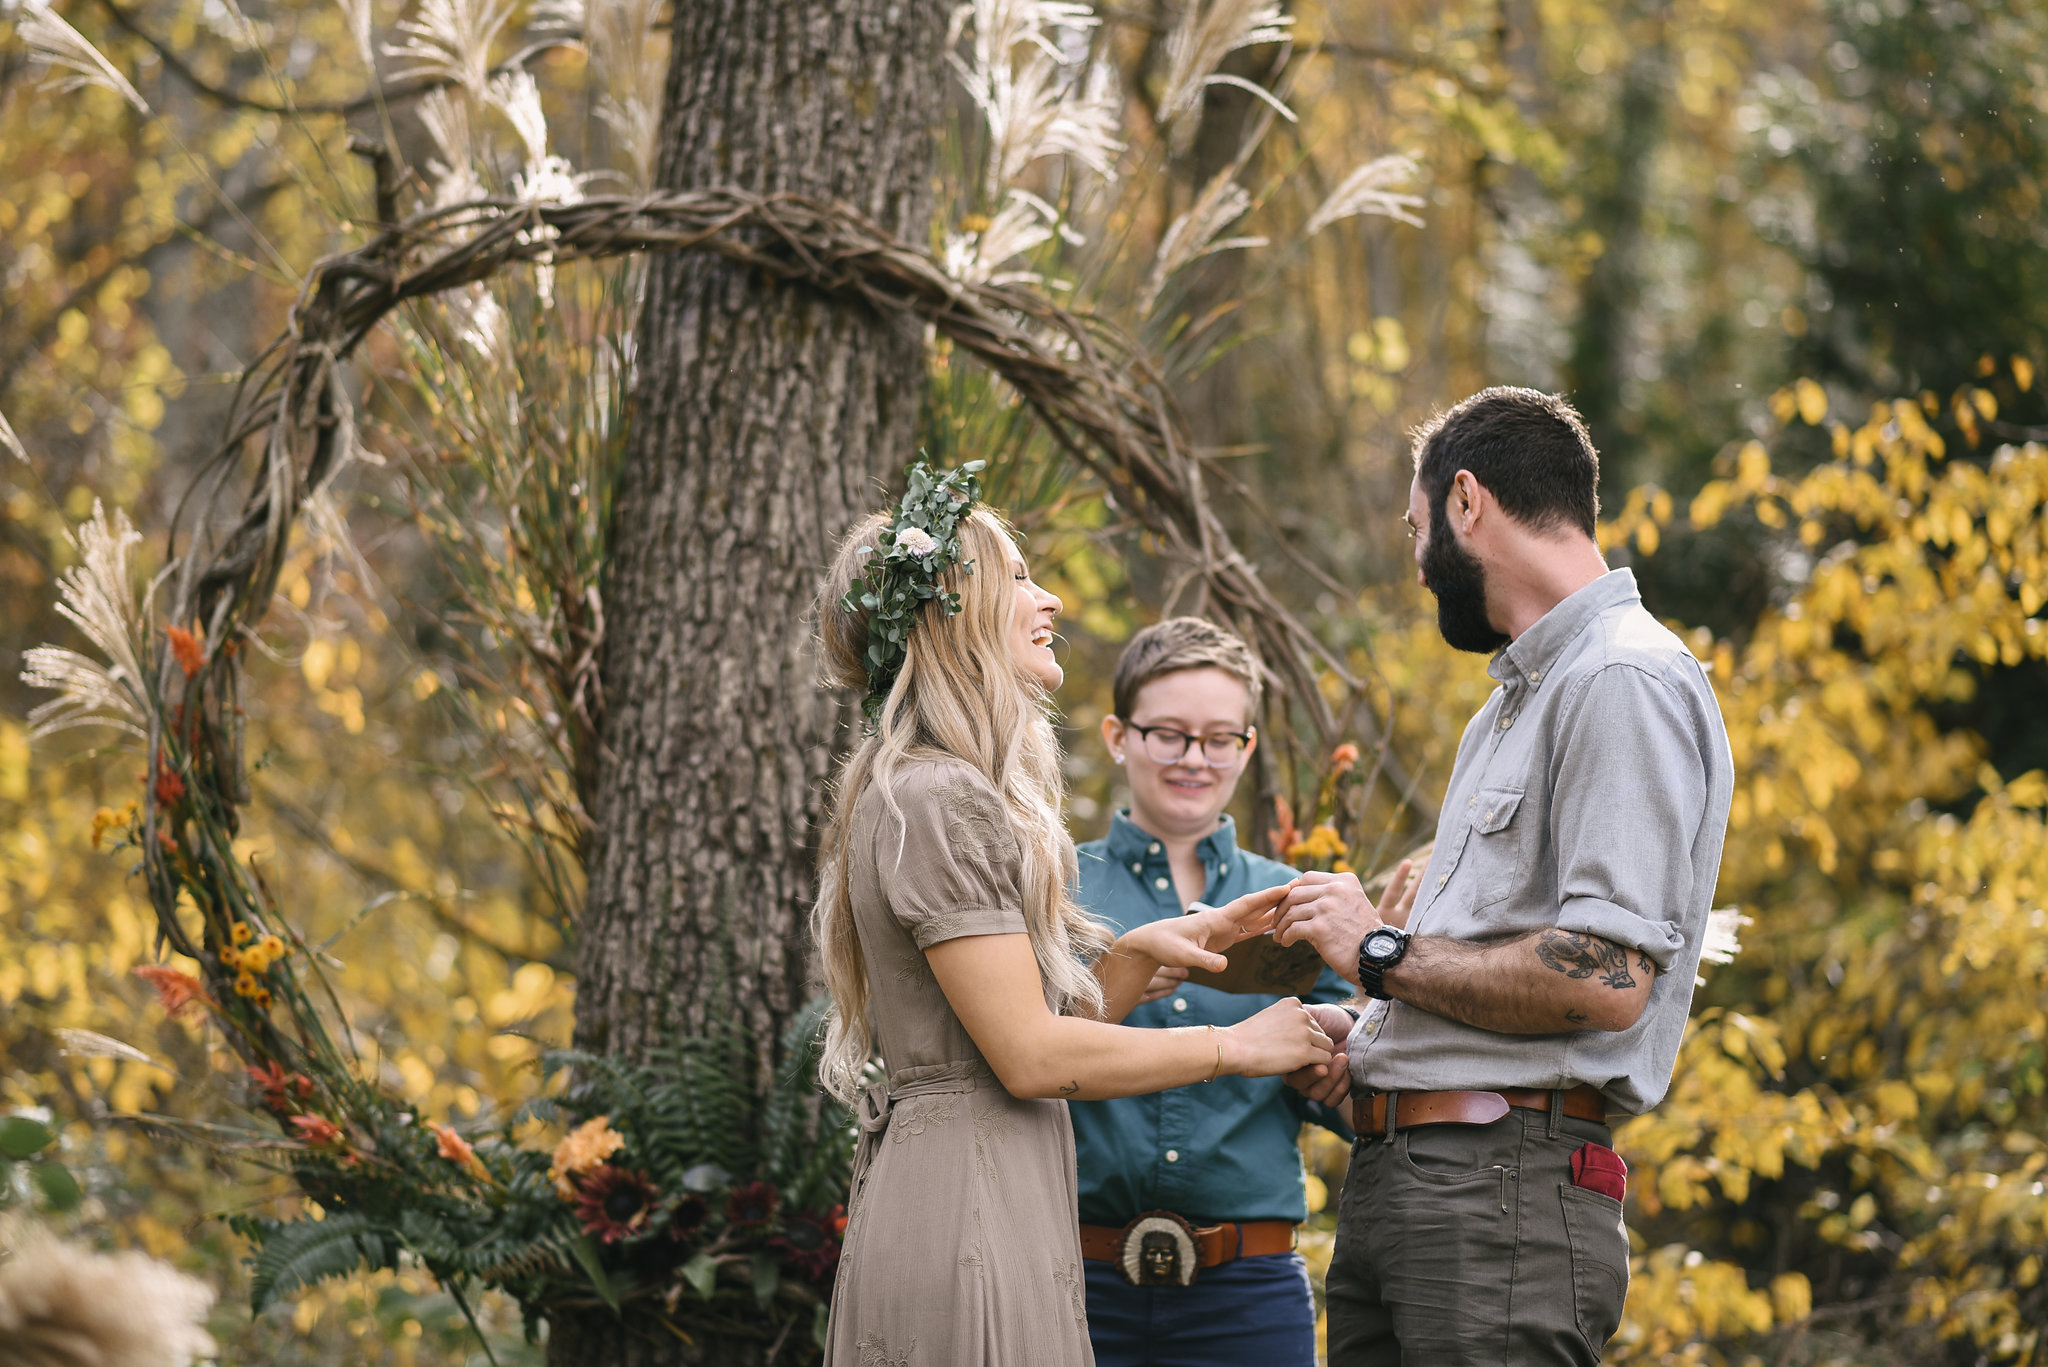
[1547,1088,1563,1139]
[1382,1092,1398,1145]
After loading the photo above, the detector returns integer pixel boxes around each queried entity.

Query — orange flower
[289,1114,342,1146]
[134,965,210,1018]
[154,767,186,807]
[158,828,178,853]
[248,1061,313,1110]
[549,1116,626,1199]
[430,1122,486,1177]
[1270,794,1302,861]
[1330,742,1360,773]
[165,624,206,678]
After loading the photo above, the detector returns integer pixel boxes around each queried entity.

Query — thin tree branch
[91,0,579,118]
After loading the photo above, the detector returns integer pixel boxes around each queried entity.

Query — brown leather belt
[1351,1085,1608,1139]
[1079,1213,1295,1286]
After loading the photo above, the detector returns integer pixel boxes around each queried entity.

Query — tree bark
[552,1,943,1362]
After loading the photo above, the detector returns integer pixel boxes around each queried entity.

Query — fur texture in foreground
[0,1218,216,1367]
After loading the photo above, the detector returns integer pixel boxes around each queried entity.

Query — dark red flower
[154,766,186,807]
[574,1166,662,1244]
[666,1193,708,1243]
[725,1180,779,1230]
[768,1208,842,1282]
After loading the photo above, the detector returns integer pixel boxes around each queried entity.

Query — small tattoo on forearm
[1636,954,1655,978]
[1564,1008,1589,1025]
[1536,930,1638,990]
[1059,1080,1079,1096]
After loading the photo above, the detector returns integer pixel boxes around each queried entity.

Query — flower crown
[841,457,987,727]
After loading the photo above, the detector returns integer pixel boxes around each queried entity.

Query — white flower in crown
[894,526,938,558]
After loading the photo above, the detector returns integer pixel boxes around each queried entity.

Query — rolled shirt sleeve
[1548,663,1709,972]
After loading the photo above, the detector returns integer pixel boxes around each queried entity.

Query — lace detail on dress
[971,1100,1020,1184]
[1053,1259,1087,1329]
[889,1094,961,1142]
[930,780,1023,865]
[856,1331,916,1366]
[892,951,935,984]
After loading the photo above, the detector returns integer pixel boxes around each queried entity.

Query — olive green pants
[1325,1106,1629,1365]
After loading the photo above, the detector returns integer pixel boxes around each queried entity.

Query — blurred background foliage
[2,0,2045,1361]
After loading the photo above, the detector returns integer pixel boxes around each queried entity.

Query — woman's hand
[1114,884,1289,974]
[1220,998,1335,1079]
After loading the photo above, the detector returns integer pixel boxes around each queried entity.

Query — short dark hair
[1411,387,1600,539]
[1111,617,1262,721]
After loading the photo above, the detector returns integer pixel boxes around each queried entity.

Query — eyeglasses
[1124,722,1255,767]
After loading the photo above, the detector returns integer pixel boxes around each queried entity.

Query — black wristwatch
[1356,925,1411,1001]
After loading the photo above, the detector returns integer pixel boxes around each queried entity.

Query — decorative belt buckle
[1117,1210,1199,1287]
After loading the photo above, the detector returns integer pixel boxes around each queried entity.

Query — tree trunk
[551,1,943,1362]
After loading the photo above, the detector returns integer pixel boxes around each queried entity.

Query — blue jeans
[1085,1251,1318,1367]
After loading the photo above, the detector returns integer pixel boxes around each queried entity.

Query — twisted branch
[149,185,1430,923]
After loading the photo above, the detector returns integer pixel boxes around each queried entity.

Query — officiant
[1072,617,1362,1367]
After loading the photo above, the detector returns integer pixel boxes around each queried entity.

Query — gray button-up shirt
[1348,568,1735,1116]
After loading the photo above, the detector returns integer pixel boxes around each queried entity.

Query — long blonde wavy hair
[812,507,1112,1103]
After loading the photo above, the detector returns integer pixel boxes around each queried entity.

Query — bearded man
[1276,387,1735,1365]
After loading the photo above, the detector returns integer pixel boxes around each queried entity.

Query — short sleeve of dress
[874,764,1030,950]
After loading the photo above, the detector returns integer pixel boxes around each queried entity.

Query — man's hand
[1274,863,1410,983]
[1284,1002,1356,1108]
[1137,966,1188,1004]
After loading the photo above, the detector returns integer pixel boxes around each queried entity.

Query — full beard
[1423,523,1509,654]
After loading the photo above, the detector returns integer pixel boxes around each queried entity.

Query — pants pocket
[1557,1184,1629,1356]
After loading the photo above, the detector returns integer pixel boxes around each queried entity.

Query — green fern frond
[247,1212,397,1310]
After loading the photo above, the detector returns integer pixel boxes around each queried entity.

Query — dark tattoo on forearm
[1637,954,1655,978]
[1059,1080,1080,1096]
[1536,930,1638,990]
[1564,1008,1589,1025]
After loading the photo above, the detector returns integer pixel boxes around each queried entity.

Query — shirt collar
[1106,810,1242,867]
[1490,567,1640,688]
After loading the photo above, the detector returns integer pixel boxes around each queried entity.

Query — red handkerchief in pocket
[1570,1142,1628,1201]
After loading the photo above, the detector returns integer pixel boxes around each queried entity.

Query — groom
[1279,387,1734,1364]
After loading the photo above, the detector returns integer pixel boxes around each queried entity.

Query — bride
[814,463,1333,1366]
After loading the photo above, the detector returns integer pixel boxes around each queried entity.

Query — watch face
[1364,929,1401,958]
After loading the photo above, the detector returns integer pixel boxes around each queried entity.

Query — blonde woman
[814,464,1333,1367]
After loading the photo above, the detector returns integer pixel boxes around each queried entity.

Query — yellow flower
[549,1116,626,1200]
[218,946,243,971]
[1332,860,1354,875]
[233,972,259,998]
[259,934,286,961]
[230,922,255,946]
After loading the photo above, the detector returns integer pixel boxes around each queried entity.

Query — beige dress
[824,758,1095,1367]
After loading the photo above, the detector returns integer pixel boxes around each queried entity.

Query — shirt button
[1467,796,1477,808]
[1528,670,1543,684]
[1484,809,1496,823]
[1149,842,1162,854]
[1219,863,1229,875]
[1165,1150,1180,1163]
[1172,998,1188,1012]
[1131,863,1142,874]
[1437,873,1448,887]
[1499,717,1513,731]
[1155,877,1171,891]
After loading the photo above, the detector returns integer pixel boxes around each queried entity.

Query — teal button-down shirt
[1071,811,1354,1226]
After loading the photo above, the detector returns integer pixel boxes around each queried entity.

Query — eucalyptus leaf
[750,1250,780,1310]
[681,1251,718,1301]
[0,1116,54,1159]
[565,1233,618,1311]
[32,1160,82,1212]
[681,1163,730,1193]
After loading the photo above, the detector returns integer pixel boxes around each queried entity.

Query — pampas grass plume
[0,1219,217,1367]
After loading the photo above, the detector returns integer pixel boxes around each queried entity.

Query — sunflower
[572,1166,661,1244]
[767,1209,842,1282]
[724,1180,779,1230]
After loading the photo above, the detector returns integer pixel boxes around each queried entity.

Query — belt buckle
[1117,1210,1199,1287]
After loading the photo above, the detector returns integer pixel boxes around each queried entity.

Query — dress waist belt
[847,1063,992,1218]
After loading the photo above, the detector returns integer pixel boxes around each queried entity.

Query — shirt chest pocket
[1464,786,1533,914]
